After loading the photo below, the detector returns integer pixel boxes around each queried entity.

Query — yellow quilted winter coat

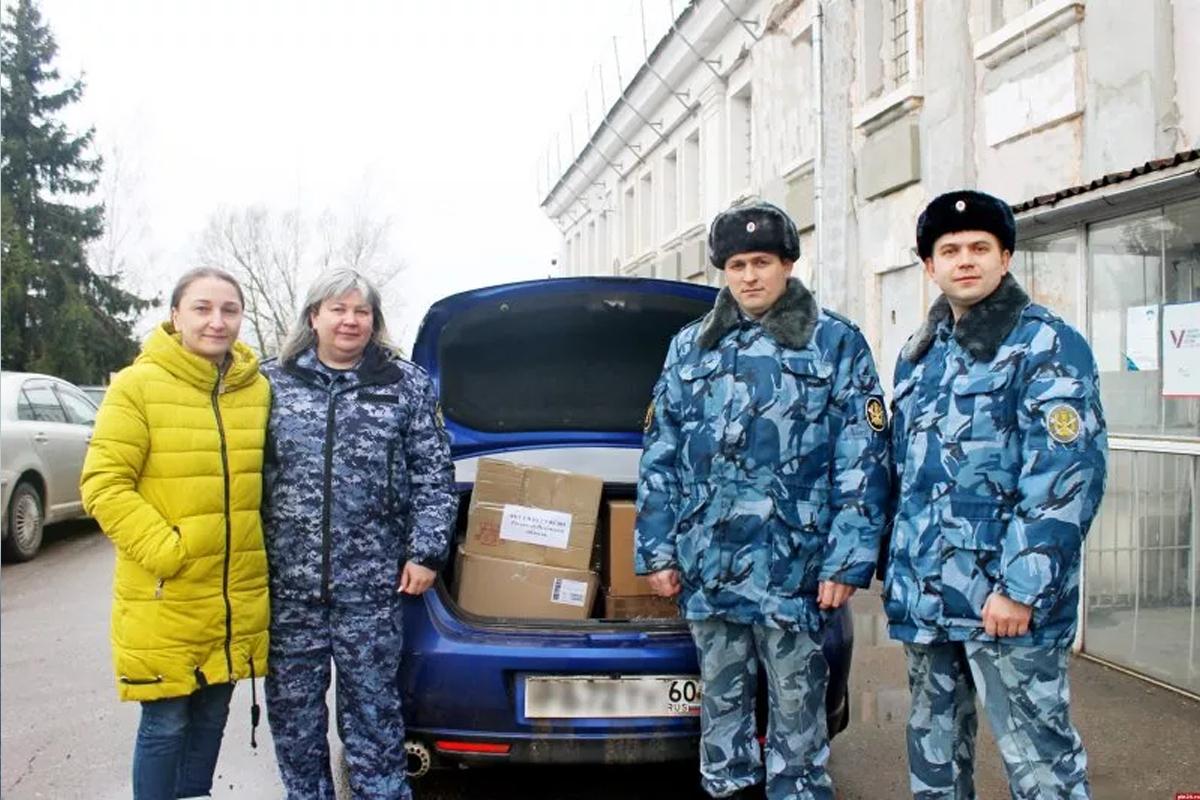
[81,323,270,702]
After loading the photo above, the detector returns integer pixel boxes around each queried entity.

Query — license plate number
[523,675,702,719]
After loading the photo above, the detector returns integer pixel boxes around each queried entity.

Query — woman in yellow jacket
[81,267,270,800]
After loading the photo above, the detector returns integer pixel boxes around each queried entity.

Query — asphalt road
[3,521,1198,799]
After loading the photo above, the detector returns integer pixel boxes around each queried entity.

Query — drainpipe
[812,0,825,300]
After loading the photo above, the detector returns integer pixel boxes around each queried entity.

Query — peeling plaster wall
[973,7,1084,199]
[1174,0,1200,150]
[920,1,975,193]
[1084,0,1180,176]
[816,0,860,320]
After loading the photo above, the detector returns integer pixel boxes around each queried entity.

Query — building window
[890,0,909,83]
[730,85,752,192]
[586,219,597,276]
[683,130,701,224]
[1010,229,1079,328]
[1088,199,1200,437]
[861,0,918,103]
[623,186,636,261]
[598,210,612,274]
[639,172,654,252]
[663,150,679,237]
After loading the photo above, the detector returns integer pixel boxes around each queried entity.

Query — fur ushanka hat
[708,201,800,269]
[916,190,1016,259]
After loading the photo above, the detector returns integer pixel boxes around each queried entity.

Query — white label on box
[550,578,588,607]
[499,504,573,549]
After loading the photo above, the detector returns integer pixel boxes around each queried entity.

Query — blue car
[398,277,853,777]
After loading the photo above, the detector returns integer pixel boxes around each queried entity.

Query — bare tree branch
[196,192,407,357]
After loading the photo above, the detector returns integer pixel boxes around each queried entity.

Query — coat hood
[138,323,262,391]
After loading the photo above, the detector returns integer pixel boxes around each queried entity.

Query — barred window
[891,0,909,84]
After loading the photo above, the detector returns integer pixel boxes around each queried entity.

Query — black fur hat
[916,190,1016,259]
[708,201,800,269]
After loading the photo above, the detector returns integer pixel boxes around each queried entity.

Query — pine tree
[1,0,152,383]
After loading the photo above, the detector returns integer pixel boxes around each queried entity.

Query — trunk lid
[411,277,717,458]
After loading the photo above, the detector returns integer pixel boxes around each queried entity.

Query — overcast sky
[35,0,667,345]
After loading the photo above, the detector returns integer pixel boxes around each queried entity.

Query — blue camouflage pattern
[635,291,891,631]
[261,343,456,602]
[883,297,1107,647]
[690,620,833,800]
[904,641,1090,799]
[266,598,410,800]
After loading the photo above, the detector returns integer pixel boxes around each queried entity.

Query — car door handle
[33,432,49,443]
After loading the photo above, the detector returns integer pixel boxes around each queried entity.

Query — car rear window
[438,290,710,433]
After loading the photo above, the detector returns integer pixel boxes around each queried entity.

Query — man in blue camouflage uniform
[635,201,891,800]
[261,270,456,800]
[883,191,1107,799]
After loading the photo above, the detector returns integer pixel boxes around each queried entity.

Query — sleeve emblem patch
[865,396,887,432]
[1046,403,1082,443]
[643,401,655,434]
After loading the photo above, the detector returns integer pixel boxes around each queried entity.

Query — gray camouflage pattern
[636,280,891,631]
[690,620,832,800]
[904,641,1089,800]
[266,598,410,800]
[261,344,456,602]
[884,284,1107,647]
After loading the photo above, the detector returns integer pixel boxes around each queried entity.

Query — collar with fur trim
[697,278,819,351]
[901,272,1030,364]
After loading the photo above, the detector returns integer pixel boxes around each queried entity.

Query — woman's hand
[398,561,437,595]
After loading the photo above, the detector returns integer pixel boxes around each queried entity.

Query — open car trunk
[412,277,718,628]
[439,481,687,628]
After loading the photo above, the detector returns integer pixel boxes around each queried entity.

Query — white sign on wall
[1162,301,1200,397]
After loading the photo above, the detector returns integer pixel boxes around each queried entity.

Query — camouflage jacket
[261,343,456,603]
[884,274,1107,647]
[635,279,891,631]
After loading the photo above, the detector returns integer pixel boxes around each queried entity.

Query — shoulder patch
[865,396,887,432]
[1046,403,1081,443]
[643,400,655,433]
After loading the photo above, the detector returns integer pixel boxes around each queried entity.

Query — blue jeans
[132,683,235,800]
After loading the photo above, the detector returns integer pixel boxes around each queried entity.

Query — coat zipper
[320,390,337,603]
[211,371,235,680]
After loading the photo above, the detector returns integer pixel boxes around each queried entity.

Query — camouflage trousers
[266,598,411,800]
[903,641,1090,800]
[689,619,833,800]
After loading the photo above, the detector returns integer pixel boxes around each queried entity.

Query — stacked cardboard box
[453,458,603,620]
[600,500,680,620]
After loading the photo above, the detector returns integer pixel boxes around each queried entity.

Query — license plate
[523,675,702,719]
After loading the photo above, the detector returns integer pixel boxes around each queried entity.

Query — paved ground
[3,521,1198,799]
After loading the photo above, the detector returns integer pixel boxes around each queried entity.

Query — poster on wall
[1162,301,1200,398]
[1125,305,1159,371]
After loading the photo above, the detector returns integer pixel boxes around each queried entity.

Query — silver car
[1,371,98,561]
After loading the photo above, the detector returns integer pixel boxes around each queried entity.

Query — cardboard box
[453,546,599,621]
[603,500,653,595]
[599,589,680,620]
[464,458,604,571]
